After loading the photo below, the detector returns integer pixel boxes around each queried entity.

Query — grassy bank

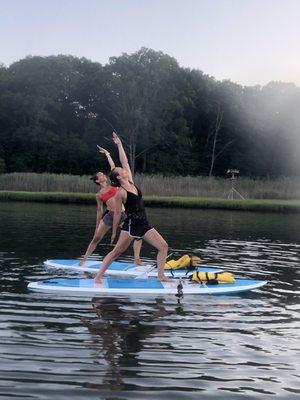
[1,173,300,213]
[1,172,300,199]
[1,191,300,213]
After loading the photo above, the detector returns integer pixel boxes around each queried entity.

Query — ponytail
[90,175,100,186]
[109,168,121,187]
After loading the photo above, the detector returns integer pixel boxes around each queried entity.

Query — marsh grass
[1,191,300,212]
[134,175,300,199]
[0,172,299,199]
[144,196,300,213]
[0,191,95,203]
[0,172,95,193]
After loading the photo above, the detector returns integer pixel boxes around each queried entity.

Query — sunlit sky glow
[1,0,300,87]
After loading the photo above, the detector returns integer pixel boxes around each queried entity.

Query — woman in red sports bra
[79,145,142,267]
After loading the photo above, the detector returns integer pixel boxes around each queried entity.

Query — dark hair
[109,168,121,187]
[90,174,100,186]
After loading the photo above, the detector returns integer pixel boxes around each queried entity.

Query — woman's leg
[142,229,170,281]
[94,231,134,282]
[79,221,111,266]
[133,239,143,265]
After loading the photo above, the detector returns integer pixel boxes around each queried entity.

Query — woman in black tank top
[94,132,170,283]
[120,185,153,239]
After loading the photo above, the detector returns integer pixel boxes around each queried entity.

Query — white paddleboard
[28,277,267,296]
[44,259,224,277]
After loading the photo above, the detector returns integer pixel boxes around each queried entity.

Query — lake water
[0,201,299,399]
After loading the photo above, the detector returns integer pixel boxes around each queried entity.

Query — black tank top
[121,185,147,220]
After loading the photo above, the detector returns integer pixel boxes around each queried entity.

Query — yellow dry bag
[191,271,235,284]
[164,254,201,270]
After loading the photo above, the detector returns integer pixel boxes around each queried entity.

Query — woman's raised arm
[97,145,115,170]
[112,132,133,182]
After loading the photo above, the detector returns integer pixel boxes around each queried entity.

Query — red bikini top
[99,186,118,203]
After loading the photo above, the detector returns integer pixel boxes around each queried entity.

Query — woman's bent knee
[160,241,168,253]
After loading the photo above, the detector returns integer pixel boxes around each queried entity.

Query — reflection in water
[0,202,299,399]
[81,297,169,392]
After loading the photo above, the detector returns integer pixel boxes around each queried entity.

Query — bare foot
[135,259,145,266]
[78,260,86,267]
[157,275,172,282]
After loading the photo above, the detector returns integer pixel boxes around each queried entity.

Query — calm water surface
[0,202,299,399]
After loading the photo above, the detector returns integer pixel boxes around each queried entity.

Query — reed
[134,175,300,200]
[0,191,95,204]
[1,172,300,199]
[0,172,94,193]
[1,191,300,213]
[144,196,300,213]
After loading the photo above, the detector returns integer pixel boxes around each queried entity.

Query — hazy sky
[1,0,299,87]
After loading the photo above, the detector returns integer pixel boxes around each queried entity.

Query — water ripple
[1,205,300,399]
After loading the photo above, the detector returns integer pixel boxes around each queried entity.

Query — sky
[1,0,300,87]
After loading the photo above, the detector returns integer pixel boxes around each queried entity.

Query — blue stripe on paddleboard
[83,263,137,271]
[106,278,164,289]
[108,262,137,271]
[48,259,138,270]
[37,278,164,289]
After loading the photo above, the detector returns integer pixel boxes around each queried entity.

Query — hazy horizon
[1,0,300,87]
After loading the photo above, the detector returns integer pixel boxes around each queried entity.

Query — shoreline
[1,190,300,213]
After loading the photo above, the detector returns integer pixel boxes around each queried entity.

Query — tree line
[0,47,299,177]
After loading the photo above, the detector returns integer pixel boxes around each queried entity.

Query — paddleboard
[44,259,224,277]
[28,277,267,296]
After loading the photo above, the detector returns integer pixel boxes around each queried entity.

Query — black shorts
[121,217,153,239]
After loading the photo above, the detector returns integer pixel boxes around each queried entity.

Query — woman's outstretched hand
[112,132,121,145]
[97,145,110,156]
[110,231,116,244]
